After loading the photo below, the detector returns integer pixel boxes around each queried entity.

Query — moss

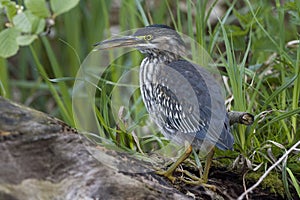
[245,171,285,198]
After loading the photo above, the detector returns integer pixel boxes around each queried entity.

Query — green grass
[0,0,299,198]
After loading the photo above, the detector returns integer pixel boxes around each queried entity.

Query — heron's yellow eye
[144,34,152,41]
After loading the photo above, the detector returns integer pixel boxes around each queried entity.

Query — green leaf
[225,25,248,36]
[286,168,300,197]
[263,75,298,107]
[13,12,32,33]
[50,0,80,16]
[0,28,20,58]
[262,108,300,128]
[33,17,46,34]
[253,37,277,51]
[23,11,46,34]
[12,11,46,34]
[17,35,37,46]
[1,0,17,22]
[24,0,50,18]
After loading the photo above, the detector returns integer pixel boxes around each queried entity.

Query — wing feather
[140,59,234,150]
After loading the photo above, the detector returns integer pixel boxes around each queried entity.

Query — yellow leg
[202,148,215,183]
[173,148,216,190]
[155,146,216,190]
[156,145,192,183]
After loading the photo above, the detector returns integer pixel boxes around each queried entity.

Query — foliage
[0,0,79,124]
[0,0,79,58]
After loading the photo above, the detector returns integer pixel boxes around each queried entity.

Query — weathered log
[0,97,189,200]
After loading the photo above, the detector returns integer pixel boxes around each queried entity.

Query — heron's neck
[139,51,177,88]
[141,49,180,63]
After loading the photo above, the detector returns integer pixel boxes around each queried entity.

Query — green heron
[95,24,234,185]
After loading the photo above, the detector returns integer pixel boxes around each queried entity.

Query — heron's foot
[155,167,216,191]
[155,168,177,183]
[175,168,216,191]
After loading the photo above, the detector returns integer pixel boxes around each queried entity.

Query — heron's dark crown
[133,24,186,60]
[146,24,175,30]
[134,24,179,38]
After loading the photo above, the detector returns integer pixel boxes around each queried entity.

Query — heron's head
[95,24,186,57]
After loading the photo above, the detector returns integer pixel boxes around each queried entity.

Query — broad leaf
[25,0,50,18]
[50,0,79,16]
[25,11,46,34]
[0,28,20,58]
[33,17,46,34]
[13,11,46,34]
[13,12,31,33]
[1,0,17,22]
[17,35,37,46]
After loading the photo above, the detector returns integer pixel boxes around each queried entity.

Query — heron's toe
[155,169,177,183]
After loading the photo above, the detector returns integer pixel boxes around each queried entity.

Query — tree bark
[0,97,189,200]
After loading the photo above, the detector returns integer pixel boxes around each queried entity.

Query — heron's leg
[155,146,216,190]
[173,148,216,190]
[202,147,215,183]
[174,148,215,182]
[155,145,192,183]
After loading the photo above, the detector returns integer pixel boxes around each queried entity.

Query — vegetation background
[0,0,299,199]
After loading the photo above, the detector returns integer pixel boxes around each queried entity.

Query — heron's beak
[93,36,142,50]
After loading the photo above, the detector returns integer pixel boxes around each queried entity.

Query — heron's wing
[140,59,233,150]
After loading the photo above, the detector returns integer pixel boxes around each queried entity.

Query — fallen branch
[228,111,254,126]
